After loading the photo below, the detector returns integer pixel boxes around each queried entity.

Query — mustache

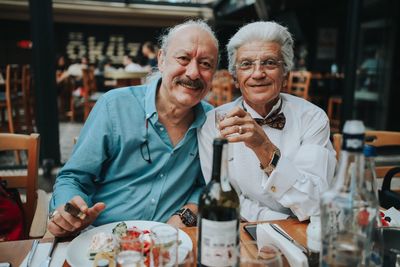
[175,77,205,90]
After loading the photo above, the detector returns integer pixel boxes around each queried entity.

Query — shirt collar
[144,78,161,121]
[242,97,282,119]
[144,77,208,129]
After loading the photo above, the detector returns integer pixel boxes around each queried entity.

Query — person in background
[67,55,88,78]
[142,41,158,71]
[55,54,70,84]
[95,57,117,92]
[123,54,145,72]
[198,21,336,222]
[48,19,219,237]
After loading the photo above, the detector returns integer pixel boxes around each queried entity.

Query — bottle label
[200,218,238,266]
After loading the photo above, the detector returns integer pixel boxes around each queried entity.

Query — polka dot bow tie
[242,100,286,130]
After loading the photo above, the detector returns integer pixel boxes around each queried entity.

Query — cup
[177,246,194,267]
[150,224,179,267]
[116,228,145,267]
[240,241,283,267]
[116,250,143,267]
[215,110,227,131]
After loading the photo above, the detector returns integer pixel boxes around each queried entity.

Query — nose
[251,63,266,79]
[185,60,200,80]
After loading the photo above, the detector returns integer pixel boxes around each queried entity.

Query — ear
[233,74,239,89]
[281,75,289,92]
[157,49,165,72]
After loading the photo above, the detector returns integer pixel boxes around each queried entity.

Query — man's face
[158,26,218,109]
[235,41,287,109]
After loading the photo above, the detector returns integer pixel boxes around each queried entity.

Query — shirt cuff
[261,156,301,199]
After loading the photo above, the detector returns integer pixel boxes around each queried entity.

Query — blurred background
[0,0,399,173]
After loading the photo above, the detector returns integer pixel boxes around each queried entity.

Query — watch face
[182,209,197,226]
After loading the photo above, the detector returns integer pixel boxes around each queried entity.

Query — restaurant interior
[1,0,400,266]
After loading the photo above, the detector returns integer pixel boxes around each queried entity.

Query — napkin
[19,242,69,267]
[256,223,308,267]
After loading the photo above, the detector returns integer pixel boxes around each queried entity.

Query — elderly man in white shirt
[198,21,336,222]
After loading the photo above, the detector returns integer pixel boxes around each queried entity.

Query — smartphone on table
[243,223,257,240]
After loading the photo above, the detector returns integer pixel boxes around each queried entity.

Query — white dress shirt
[198,93,336,222]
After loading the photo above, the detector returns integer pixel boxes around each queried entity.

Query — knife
[27,239,39,267]
[270,223,309,255]
[40,237,58,267]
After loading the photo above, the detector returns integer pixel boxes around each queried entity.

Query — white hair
[226,21,294,76]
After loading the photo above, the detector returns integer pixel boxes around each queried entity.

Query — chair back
[21,65,34,133]
[333,130,400,178]
[210,70,235,107]
[4,64,23,133]
[287,71,312,100]
[0,133,40,237]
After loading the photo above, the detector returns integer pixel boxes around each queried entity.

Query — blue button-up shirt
[50,78,213,226]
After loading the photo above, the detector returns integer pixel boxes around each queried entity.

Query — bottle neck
[211,141,224,183]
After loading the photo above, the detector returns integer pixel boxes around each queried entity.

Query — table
[0,219,308,266]
[104,71,148,87]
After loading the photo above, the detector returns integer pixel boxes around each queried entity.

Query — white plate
[66,220,193,267]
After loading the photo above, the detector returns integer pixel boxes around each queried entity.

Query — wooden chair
[333,131,400,178]
[70,67,102,121]
[327,96,342,133]
[0,133,40,237]
[210,70,235,107]
[287,71,312,100]
[21,65,35,133]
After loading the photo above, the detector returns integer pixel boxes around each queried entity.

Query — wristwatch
[174,208,197,227]
[260,147,281,175]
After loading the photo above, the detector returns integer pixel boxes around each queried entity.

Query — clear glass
[240,241,283,267]
[215,110,227,133]
[116,250,143,267]
[320,141,380,266]
[150,224,179,267]
[116,228,145,267]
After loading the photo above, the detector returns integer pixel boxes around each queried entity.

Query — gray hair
[160,19,219,56]
[146,19,219,83]
[226,21,294,76]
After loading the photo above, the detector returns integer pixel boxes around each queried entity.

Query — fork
[40,237,58,267]
[26,239,39,267]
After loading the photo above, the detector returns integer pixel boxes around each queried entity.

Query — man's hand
[47,195,105,237]
[219,107,277,168]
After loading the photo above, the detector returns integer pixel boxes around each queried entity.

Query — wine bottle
[197,138,240,267]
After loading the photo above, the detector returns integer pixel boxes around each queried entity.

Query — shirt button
[151,198,156,204]
[271,185,277,193]
[160,174,164,178]
[160,127,164,131]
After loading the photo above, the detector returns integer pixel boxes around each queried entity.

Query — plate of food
[66,220,193,267]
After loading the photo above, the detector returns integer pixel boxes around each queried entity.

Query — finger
[221,124,248,139]
[226,106,247,118]
[52,209,78,232]
[70,196,89,213]
[47,220,69,237]
[86,202,106,219]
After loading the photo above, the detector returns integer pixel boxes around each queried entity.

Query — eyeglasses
[140,118,152,164]
[236,58,284,72]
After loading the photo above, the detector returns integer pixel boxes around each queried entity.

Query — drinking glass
[177,246,194,267]
[240,241,283,267]
[215,110,227,129]
[116,228,144,267]
[150,224,179,267]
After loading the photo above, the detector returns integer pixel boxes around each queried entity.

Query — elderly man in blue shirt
[48,20,219,237]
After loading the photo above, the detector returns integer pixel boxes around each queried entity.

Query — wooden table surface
[0,219,307,266]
